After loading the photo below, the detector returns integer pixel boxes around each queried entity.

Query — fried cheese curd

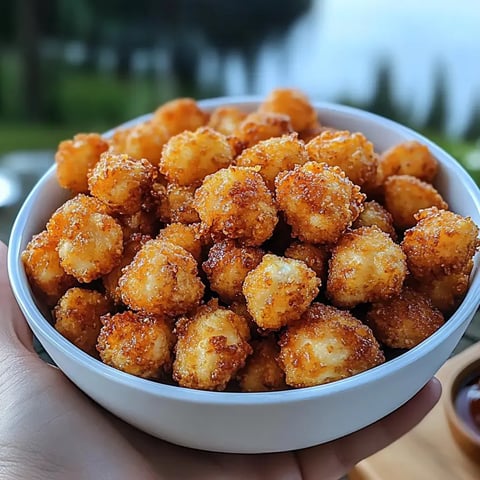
[156,222,203,262]
[54,287,112,356]
[172,301,252,391]
[236,335,287,392]
[55,133,109,193]
[352,200,397,240]
[275,161,365,244]
[119,239,204,316]
[160,126,234,186]
[327,226,407,308]
[284,241,329,283]
[208,106,247,136]
[279,303,385,388]
[383,175,448,230]
[306,130,377,188]
[157,183,200,224]
[202,240,264,303]
[243,254,320,330]
[194,165,278,246]
[22,230,77,306]
[88,152,156,215]
[115,209,160,238]
[97,311,175,379]
[46,194,123,283]
[367,287,444,349]
[234,112,294,148]
[152,97,209,136]
[379,140,438,183]
[402,207,479,279]
[258,88,318,132]
[235,133,309,190]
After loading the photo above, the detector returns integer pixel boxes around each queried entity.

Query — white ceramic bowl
[7,98,480,453]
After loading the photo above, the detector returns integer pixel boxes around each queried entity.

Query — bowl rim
[7,98,480,405]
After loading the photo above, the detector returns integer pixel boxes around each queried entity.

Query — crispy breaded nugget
[54,287,112,356]
[306,130,377,187]
[284,241,329,283]
[22,230,76,306]
[109,121,170,167]
[119,239,204,316]
[88,152,156,215]
[237,335,286,392]
[97,311,175,379]
[259,88,317,132]
[208,106,247,136]
[162,183,200,224]
[160,127,234,186]
[55,133,109,194]
[383,175,448,229]
[202,240,264,303]
[279,303,385,388]
[327,226,407,308]
[380,140,438,183]
[153,98,209,136]
[115,209,160,239]
[367,287,444,349]
[173,301,252,391]
[234,112,293,148]
[275,161,365,244]
[157,223,203,262]
[194,165,278,246]
[243,254,320,330]
[402,207,479,278]
[352,200,397,240]
[235,133,309,190]
[102,233,151,304]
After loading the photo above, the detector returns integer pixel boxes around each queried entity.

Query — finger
[296,378,442,480]
[0,241,34,352]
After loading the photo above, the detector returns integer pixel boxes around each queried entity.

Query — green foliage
[424,65,448,131]
[464,102,480,141]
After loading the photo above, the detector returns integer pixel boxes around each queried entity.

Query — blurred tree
[367,61,400,122]
[464,100,480,141]
[424,64,448,132]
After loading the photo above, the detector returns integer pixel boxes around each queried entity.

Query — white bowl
[7,98,480,453]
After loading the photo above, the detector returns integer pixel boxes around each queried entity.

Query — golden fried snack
[119,239,204,316]
[327,226,407,308]
[102,233,151,304]
[235,133,309,190]
[366,287,445,349]
[243,254,320,330]
[275,161,365,244]
[229,300,258,337]
[153,97,209,136]
[47,194,124,283]
[97,311,175,379]
[234,112,293,148]
[306,130,377,187]
[259,88,317,132]
[22,230,76,306]
[297,122,325,143]
[109,121,170,167]
[88,152,156,215]
[202,240,264,303]
[284,241,329,283]
[172,301,252,391]
[55,133,109,194]
[194,165,278,246]
[383,175,448,229]
[236,335,287,392]
[402,207,479,279]
[208,106,247,136]
[160,127,233,186]
[279,303,385,388]
[352,200,397,240]
[159,183,200,224]
[157,223,203,262]
[54,287,112,356]
[380,140,438,183]
[115,209,160,238]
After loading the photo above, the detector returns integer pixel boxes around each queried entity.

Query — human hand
[0,241,440,479]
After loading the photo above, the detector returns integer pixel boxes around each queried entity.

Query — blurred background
[1,0,480,244]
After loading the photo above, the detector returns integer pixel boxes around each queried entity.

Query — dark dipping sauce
[455,374,480,437]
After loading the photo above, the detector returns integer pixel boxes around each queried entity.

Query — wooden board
[349,343,480,480]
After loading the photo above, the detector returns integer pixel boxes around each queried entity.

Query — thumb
[0,241,35,354]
